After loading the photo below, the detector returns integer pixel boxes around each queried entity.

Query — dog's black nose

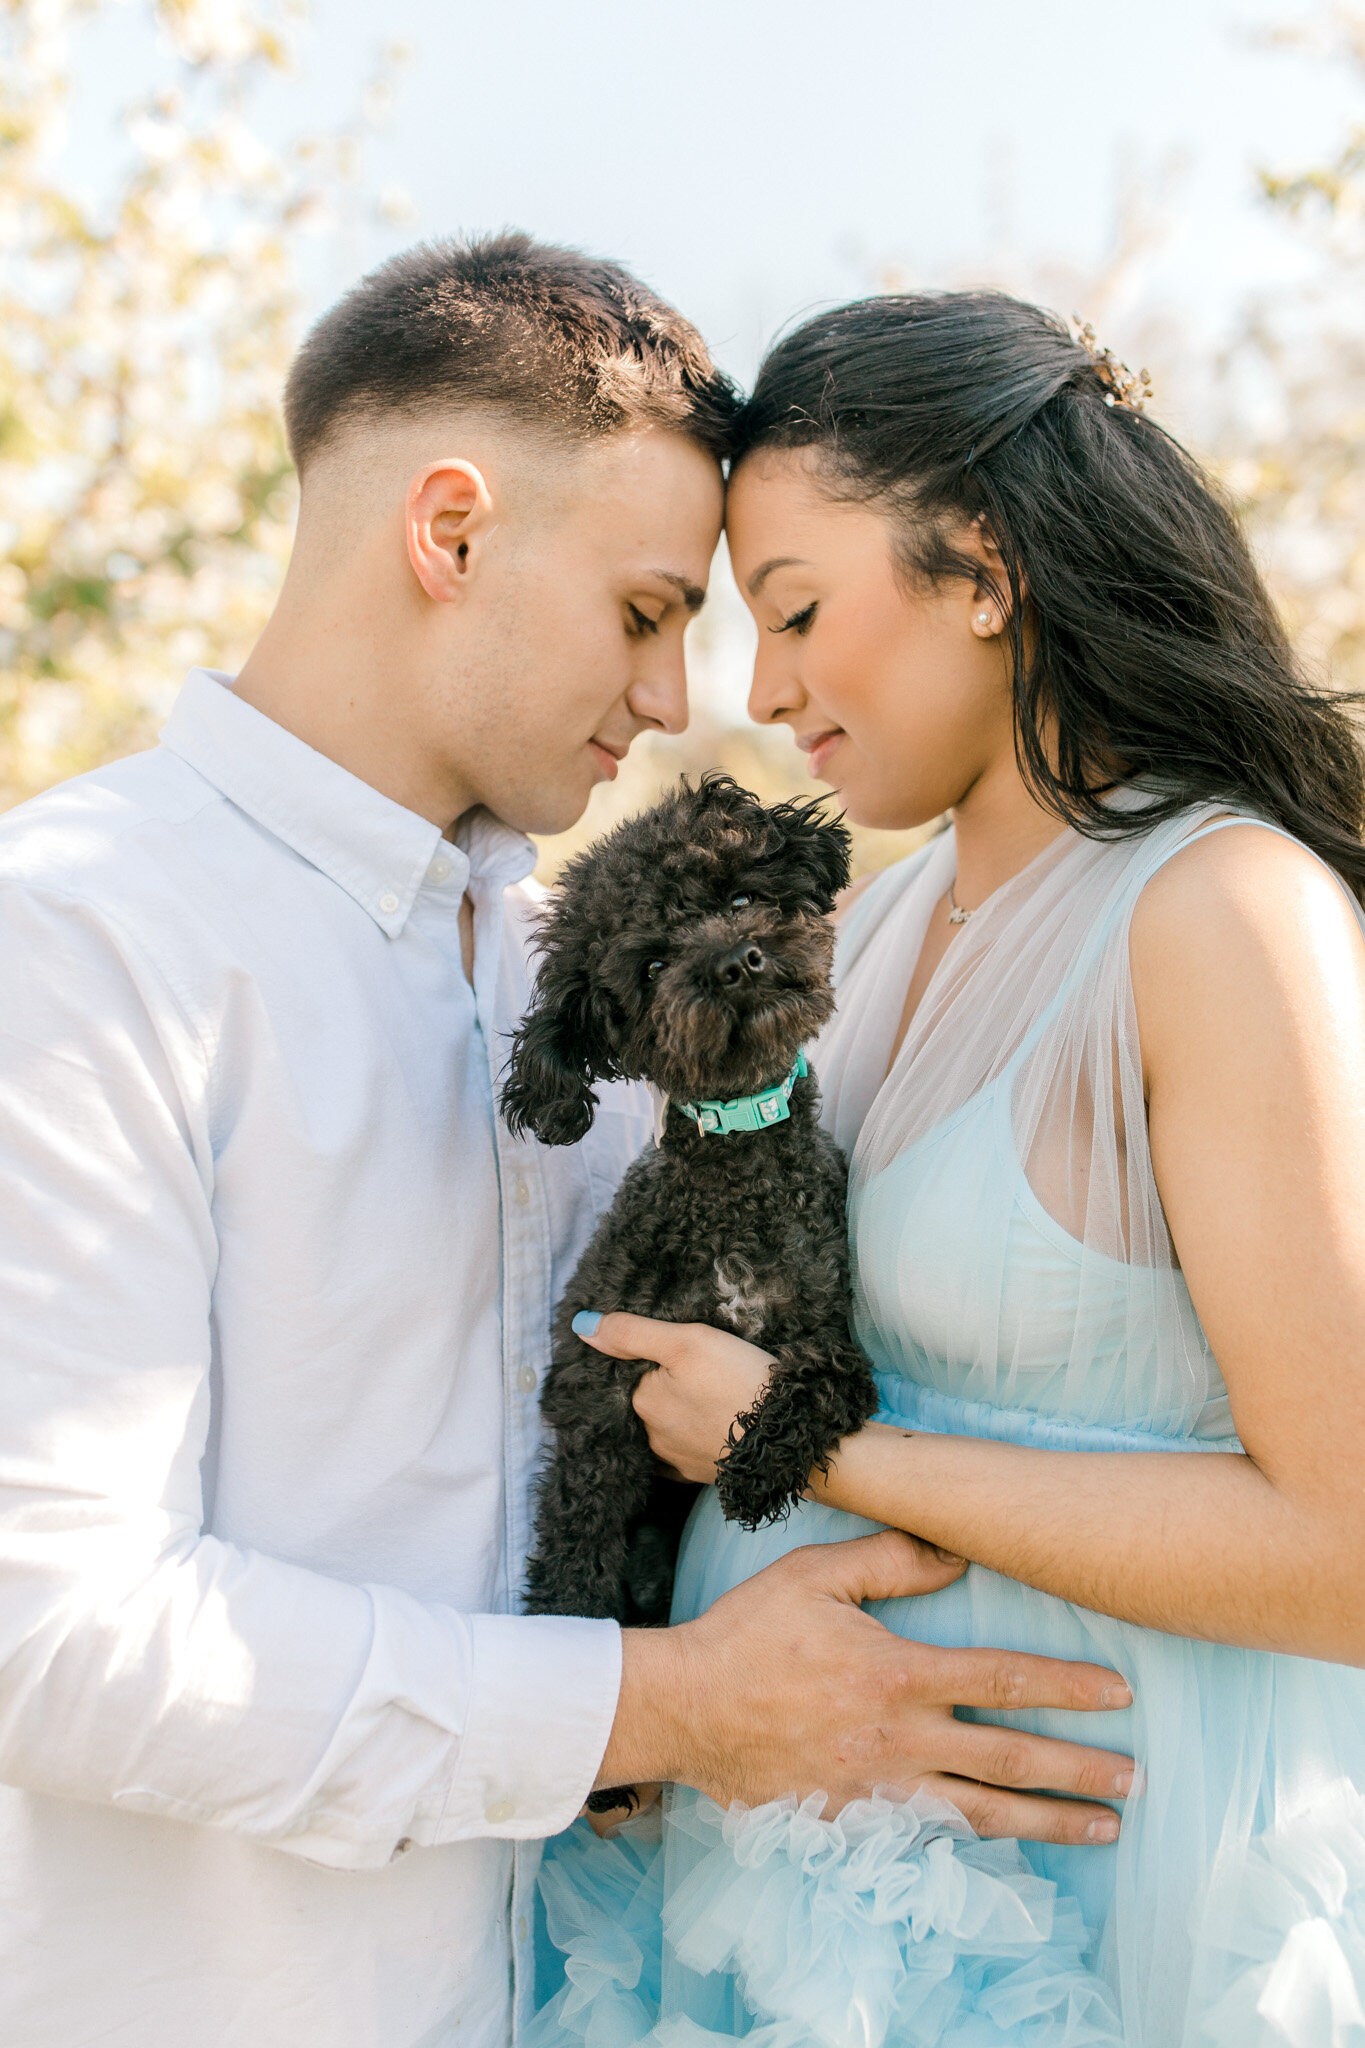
[715,941,767,987]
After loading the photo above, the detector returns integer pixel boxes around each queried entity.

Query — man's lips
[588,738,625,780]
[796,728,845,780]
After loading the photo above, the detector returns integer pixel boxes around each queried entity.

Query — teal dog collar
[675,1051,808,1137]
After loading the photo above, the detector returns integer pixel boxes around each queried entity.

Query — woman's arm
[597,826,1365,1666]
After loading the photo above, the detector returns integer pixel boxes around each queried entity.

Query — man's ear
[405,458,495,603]
[500,984,610,1147]
[768,795,853,914]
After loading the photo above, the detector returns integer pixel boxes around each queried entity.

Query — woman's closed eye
[627,604,662,638]
[769,601,817,637]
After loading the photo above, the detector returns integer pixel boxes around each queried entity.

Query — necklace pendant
[948,903,972,925]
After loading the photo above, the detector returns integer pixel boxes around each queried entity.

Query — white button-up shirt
[0,669,650,2048]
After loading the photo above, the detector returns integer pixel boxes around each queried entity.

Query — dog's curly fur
[500,778,880,1791]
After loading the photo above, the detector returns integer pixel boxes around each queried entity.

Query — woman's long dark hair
[732,292,1365,897]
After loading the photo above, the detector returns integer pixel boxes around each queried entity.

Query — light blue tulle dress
[529,804,1365,2048]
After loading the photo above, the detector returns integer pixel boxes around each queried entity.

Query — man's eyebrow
[652,571,707,614]
[746,556,807,598]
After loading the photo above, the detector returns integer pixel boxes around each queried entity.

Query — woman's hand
[571,1311,774,1482]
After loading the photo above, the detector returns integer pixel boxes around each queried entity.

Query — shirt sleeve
[0,882,622,1870]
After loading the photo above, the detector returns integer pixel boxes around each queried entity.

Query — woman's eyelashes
[769,601,817,637]
[627,604,662,637]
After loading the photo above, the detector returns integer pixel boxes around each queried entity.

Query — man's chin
[483,768,598,841]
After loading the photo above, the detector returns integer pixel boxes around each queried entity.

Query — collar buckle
[676,1051,808,1139]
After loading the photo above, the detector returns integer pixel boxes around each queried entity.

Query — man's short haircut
[284,231,739,474]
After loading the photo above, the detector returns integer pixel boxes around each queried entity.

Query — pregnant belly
[671,1483,1365,2008]
[671,1483,1136,1928]
[673,1484,1141,1747]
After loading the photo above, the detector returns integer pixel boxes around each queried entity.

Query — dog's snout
[715,941,767,988]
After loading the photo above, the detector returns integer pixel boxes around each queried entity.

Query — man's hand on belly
[599,1529,1133,1845]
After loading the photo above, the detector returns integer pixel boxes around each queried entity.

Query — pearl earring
[974,608,994,632]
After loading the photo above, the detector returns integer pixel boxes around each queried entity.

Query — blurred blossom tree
[3,0,1363,874]
[1215,6,1365,693]
[0,0,409,803]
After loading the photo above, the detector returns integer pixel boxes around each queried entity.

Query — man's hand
[598,1531,1133,1845]
[575,1310,773,1482]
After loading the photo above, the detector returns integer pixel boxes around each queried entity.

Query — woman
[532,292,1365,2046]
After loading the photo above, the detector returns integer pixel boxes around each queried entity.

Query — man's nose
[714,941,767,988]
[628,644,689,737]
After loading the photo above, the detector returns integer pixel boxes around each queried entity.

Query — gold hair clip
[1071,318,1153,414]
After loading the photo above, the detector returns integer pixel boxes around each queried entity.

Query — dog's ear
[768,795,853,913]
[500,975,611,1147]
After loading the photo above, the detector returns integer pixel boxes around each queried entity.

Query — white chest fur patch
[713,1253,777,1342]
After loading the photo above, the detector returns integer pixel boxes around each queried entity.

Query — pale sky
[65,0,1362,385]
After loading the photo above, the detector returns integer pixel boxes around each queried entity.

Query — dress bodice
[850,1066,1233,1442]
[815,804,1353,1450]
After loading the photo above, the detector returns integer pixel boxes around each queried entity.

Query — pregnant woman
[533,291,1365,2045]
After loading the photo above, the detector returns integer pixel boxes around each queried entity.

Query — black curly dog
[500,776,880,1808]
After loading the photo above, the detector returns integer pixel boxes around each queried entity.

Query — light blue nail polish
[571,1310,603,1339]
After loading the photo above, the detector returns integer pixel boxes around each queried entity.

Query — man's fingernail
[571,1311,603,1339]
[1100,1682,1133,1708]
[935,1547,966,1565]
[1086,1815,1120,1843]
[1112,1769,1134,1797]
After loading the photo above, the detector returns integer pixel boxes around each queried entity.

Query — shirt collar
[160,669,536,935]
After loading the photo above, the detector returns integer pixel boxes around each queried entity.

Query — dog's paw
[714,1450,804,1531]
[585,1782,641,1818]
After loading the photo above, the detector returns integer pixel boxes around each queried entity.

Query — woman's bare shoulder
[1130,820,1365,1061]
[1132,820,1359,953]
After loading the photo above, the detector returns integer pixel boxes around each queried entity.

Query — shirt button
[392,1836,413,1857]
[427,856,452,883]
[517,1367,537,1394]
[514,1177,531,1206]
[485,1797,515,1824]
[378,891,400,915]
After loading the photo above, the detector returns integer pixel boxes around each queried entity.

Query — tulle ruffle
[1197,1779,1365,2047]
[530,1788,1122,2048]
[528,1807,665,2048]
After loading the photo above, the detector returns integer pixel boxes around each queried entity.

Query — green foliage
[0,0,404,801]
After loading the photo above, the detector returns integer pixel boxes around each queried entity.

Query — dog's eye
[645,959,665,982]
[730,894,752,911]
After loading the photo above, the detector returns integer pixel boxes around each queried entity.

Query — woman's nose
[747,640,804,727]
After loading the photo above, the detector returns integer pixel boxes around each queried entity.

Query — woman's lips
[587,739,620,781]
[799,729,845,781]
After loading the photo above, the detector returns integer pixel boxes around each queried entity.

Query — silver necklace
[947,881,974,926]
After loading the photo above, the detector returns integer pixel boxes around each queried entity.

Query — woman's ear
[965,514,1022,623]
[500,984,607,1147]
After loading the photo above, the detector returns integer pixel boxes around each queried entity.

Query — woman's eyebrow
[746,556,808,598]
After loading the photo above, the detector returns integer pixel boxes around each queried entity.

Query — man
[0,235,1132,2047]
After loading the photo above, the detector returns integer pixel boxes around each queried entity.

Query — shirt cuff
[435,1613,622,1841]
